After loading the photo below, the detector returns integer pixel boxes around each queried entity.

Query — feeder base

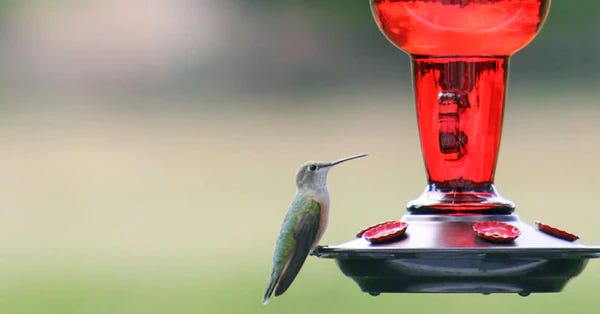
[313,214,600,295]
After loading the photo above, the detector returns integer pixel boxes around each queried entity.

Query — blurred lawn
[0,87,599,313]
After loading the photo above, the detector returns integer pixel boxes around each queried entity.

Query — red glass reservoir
[371,0,550,56]
[370,0,550,213]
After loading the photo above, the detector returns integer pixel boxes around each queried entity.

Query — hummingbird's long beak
[326,153,368,167]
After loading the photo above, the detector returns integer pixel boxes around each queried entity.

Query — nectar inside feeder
[313,0,600,296]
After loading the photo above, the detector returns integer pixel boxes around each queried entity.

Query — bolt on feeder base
[313,214,600,296]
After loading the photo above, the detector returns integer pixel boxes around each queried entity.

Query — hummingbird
[263,153,368,304]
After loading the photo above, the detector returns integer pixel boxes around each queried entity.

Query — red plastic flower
[536,221,579,242]
[473,221,520,243]
[361,221,408,244]
[356,221,398,238]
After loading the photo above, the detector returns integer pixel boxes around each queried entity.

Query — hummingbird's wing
[263,196,321,303]
[274,207,320,296]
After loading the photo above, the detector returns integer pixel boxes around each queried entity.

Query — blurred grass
[2,260,599,314]
[0,88,599,313]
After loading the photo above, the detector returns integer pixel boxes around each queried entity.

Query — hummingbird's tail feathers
[263,278,277,304]
[263,259,288,304]
[273,247,311,296]
[274,213,319,296]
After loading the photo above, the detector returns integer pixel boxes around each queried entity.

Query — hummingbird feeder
[313,0,600,296]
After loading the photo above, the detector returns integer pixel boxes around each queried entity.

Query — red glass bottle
[370,0,551,213]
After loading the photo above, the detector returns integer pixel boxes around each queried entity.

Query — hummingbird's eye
[308,165,317,171]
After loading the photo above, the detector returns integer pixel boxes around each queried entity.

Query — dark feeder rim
[313,214,600,296]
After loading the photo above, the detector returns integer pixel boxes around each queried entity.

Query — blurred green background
[0,0,599,313]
